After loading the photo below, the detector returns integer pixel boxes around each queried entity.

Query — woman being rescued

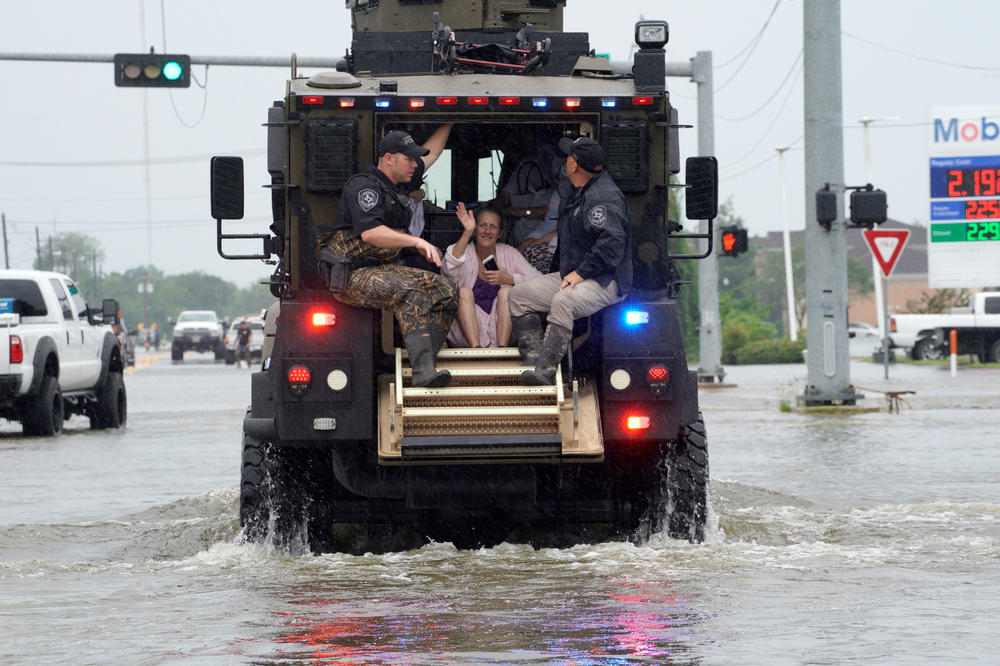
[443,202,541,347]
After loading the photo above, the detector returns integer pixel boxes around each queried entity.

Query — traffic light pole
[0,52,344,68]
[798,0,861,405]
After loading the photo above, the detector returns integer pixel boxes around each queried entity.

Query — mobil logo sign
[929,105,1000,156]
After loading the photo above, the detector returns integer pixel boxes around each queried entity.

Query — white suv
[171,310,225,362]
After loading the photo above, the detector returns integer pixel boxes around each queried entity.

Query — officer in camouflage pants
[325,130,457,387]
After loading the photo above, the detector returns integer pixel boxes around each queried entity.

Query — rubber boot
[512,313,544,367]
[404,331,451,388]
[429,327,448,355]
[520,324,572,386]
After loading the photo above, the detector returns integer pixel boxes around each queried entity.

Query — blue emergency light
[625,310,649,325]
[375,99,391,108]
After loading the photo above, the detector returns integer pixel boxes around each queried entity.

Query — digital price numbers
[929,156,1000,221]
[964,220,1000,240]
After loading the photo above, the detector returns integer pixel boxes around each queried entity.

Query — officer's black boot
[404,331,451,388]
[429,327,448,355]
[520,324,572,385]
[512,313,544,367]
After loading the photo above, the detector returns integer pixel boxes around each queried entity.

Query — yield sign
[862,229,910,278]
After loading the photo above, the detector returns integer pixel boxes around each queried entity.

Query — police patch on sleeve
[358,188,379,212]
[588,205,608,227]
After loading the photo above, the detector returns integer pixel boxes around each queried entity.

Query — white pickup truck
[890,291,1000,361]
[0,270,127,435]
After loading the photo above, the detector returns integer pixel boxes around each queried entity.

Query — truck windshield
[0,280,48,317]
[178,313,215,323]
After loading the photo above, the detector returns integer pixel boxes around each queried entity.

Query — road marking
[125,352,167,375]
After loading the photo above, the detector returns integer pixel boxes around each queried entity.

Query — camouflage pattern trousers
[333,263,458,336]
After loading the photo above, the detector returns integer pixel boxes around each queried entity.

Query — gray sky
[1,0,997,287]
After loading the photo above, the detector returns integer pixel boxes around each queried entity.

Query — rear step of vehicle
[377,347,604,465]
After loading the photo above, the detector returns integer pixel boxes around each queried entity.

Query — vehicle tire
[989,339,1000,364]
[91,371,127,430]
[913,338,945,361]
[665,413,709,543]
[225,350,235,365]
[214,340,226,362]
[171,341,184,362]
[240,433,331,551]
[22,375,64,437]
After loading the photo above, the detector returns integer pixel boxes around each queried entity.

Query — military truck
[210,0,719,553]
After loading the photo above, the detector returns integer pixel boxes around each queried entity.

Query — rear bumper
[0,374,22,400]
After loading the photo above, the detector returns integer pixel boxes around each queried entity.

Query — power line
[721,134,802,182]
[719,65,802,168]
[843,30,1000,72]
[714,0,785,92]
[715,0,785,69]
[718,50,802,122]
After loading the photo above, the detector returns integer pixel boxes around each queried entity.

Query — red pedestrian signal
[719,226,747,257]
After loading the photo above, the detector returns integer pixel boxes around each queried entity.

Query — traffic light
[816,186,837,230]
[114,53,191,88]
[850,186,888,226]
[720,226,748,257]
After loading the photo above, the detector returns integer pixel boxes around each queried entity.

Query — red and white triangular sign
[862,229,910,278]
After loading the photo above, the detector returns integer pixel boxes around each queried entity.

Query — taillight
[498,96,520,106]
[300,96,324,105]
[626,415,650,430]
[890,317,896,333]
[10,335,23,364]
[632,96,655,106]
[312,312,336,327]
[288,365,311,396]
[647,365,669,396]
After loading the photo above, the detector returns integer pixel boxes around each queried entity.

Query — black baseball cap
[558,136,606,173]
[378,130,430,158]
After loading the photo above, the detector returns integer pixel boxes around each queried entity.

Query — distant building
[760,219,939,326]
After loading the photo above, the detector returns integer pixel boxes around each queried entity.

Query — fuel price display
[929,156,1000,221]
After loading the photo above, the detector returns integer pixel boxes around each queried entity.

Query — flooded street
[1,350,997,663]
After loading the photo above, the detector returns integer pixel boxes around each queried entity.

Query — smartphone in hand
[482,255,499,271]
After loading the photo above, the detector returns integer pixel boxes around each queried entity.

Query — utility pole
[35,227,41,269]
[48,236,53,271]
[777,147,799,341]
[800,0,860,405]
[692,50,723,382]
[1,212,8,269]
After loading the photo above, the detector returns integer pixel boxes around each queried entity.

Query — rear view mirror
[102,299,120,325]
[211,156,245,220]
[685,156,718,220]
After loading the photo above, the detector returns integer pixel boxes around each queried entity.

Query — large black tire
[913,338,945,361]
[23,375,64,437]
[90,371,127,430]
[666,413,709,542]
[988,339,1000,364]
[225,349,235,365]
[240,433,332,551]
[171,342,184,362]
[214,340,226,362]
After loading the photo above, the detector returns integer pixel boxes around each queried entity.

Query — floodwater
[1,349,997,664]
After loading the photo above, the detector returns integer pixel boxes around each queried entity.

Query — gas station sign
[928,105,1000,287]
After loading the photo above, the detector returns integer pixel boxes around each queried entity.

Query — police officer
[324,130,458,387]
[509,136,631,385]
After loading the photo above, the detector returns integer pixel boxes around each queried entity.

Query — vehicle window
[48,279,74,321]
[65,281,89,319]
[984,297,1000,315]
[0,279,48,317]
[177,313,216,323]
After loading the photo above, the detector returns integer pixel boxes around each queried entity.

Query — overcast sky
[1,0,997,288]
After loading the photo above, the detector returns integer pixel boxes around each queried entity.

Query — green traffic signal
[162,61,183,81]
[114,53,191,88]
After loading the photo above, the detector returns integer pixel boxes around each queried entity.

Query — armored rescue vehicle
[211,0,719,552]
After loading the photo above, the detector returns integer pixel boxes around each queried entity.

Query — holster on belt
[319,249,352,293]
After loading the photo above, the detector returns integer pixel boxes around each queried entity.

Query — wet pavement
[1,349,997,663]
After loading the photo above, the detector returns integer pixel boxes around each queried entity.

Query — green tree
[33,232,105,303]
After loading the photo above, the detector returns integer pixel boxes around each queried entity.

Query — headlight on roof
[635,20,669,49]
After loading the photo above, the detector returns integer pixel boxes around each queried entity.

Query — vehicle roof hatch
[306,71,362,89]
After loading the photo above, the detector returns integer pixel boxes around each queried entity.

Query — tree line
[33,233,272,331]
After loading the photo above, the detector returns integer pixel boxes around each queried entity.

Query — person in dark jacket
[321,130,458,387]
[509,136,631,385]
